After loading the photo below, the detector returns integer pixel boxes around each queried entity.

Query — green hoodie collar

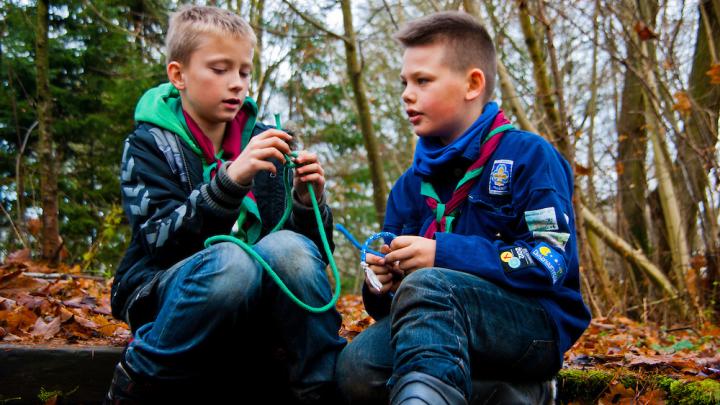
[134,82,258,156]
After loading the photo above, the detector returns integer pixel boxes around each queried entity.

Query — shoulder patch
[530,242,565,284]
[499,246,535,272]
[489,160,513,195]
[525,207,559,232]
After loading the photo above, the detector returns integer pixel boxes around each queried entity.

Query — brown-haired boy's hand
[383,236,436,275]
[227,129,292,185]
[365,244,404,295]
[292,151,325,206]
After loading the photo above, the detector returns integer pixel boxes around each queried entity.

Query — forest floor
[1,249,719,404]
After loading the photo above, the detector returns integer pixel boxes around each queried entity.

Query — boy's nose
[229,73,245,91]
[402,89,415,104]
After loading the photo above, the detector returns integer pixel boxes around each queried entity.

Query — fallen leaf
[31,316,62,340]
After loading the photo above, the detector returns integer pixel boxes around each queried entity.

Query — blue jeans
[336,268,559,403]
[124,230,345,395]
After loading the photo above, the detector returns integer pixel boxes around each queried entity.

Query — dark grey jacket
[111,121,334,327]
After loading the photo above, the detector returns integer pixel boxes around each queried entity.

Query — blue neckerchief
[412,102,499,177]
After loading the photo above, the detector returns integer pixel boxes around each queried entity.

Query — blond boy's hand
[292,151,325,206]
[384,236,436,275]
[365,244,403,295]
[227,129,292,185]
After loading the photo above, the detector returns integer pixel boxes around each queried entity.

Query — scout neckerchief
[421,111,513,238]
[182,110,263,243]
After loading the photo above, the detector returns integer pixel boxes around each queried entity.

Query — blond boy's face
[400,41,478,144]
[172,33,254,129]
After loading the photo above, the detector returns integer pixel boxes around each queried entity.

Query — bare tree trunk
[585,0,618,310]
[615,2,653,307]
[617,52,651,257]
[250,0,267,110]
[681,0,720,312]
[340,0,388,225]
[35,0,60,266]
[516,0,570,159]
[474,0,540,134]
[638,28,695,314]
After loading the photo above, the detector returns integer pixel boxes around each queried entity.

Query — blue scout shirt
[364,125,591,363]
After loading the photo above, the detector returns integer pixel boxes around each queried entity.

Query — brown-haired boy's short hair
[394,11,497,102]
[166,5,257,64]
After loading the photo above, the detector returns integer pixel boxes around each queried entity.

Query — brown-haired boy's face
[400,41,479,144]
[170,33,254,130]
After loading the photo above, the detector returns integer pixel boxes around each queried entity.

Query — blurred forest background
[1,0,718,326]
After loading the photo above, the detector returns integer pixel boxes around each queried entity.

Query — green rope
[204,114,340,313]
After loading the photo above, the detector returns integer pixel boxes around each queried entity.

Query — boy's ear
[167,61,186,90]
[465,68,486,101]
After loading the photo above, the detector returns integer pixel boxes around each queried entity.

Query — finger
[250,148,287,164]
[389,236,414,250]
[397,257,421,272]
[367,263,390,275]
[293,151,318,165]
[297,174,325,188]
[255,128,293,142]
[295,163,323,176]
[365,253,386,266]
[380,244,392,254]
[384,246,414,263]
[375,273,393,284]
[252,136,292,156]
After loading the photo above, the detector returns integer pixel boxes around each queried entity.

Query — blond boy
[107,6,344,403]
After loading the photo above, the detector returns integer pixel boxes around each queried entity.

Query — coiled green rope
[204,114,340,313]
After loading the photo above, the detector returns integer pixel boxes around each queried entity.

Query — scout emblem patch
[489,159,513,195]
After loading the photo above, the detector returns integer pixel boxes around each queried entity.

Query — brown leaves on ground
[566,316,720,381]
[3,251,719,396]
[0,251,130,346]
[336,294,374,342]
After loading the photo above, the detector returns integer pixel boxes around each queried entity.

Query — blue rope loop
[360,232,397,263]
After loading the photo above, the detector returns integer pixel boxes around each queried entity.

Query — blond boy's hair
[165,5,257,64]
[394,11,496,103]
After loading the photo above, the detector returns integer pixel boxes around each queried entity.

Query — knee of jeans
[397,268,449,294]
[257,231,324,280]
[260,230,317,257]
[203,243,262,309]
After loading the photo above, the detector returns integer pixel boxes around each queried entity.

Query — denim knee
[394,268,453,301]
[198,242,262,312]
[254,230,326,285]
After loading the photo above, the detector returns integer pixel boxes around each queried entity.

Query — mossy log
[557,368,720,404]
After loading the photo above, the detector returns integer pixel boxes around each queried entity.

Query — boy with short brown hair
[106,5,344,403]
[336,11,590,405]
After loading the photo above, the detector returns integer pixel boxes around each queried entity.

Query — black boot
[390,371,467,405]
[104,362,157,405]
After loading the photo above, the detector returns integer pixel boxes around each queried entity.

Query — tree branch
[281,0,351,45]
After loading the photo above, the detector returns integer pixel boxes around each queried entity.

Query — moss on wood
[557,369,720,405]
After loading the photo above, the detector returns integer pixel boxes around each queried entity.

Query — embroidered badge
[530,242,565,285]
[499,246,535,272]
[489,160,513,195]
[525,207,559,232]
[533,231,570,251]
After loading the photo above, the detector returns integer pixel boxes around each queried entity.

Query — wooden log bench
[2,344,719,404]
